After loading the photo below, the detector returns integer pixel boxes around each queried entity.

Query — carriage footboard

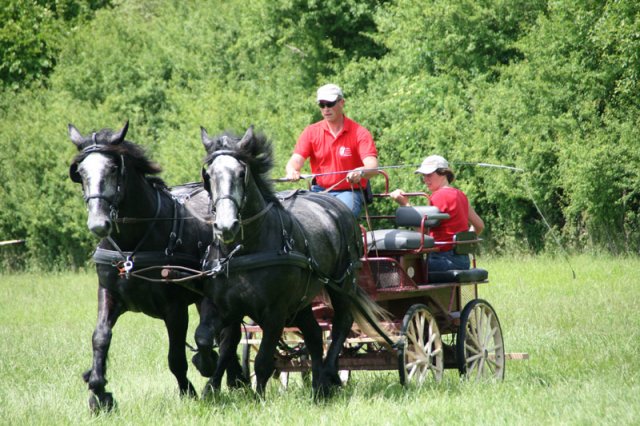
[427,268,488,284]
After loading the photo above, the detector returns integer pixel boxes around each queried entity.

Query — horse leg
[321,288,354,392]
[253,320,285,399]
[193,298,220,379]
[83,286,123,413]
[164,302,197,398]
[193,298,222,398]
[292,306,325,397]
[217,324,249,389]
[207,323,246,394]
[200,323,248,398]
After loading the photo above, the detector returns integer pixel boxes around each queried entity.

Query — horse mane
[204,130,278,204]
[72,128,167,188]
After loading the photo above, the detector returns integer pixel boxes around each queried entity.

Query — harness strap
[241,202,273,226]
[204,250,310,276]
[93,247,202,269]
[166,192,185,256]
[103,189,162,276]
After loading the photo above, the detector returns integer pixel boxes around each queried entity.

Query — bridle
[72,141,165,275]
[72,138,127,221]
[84,157,126,221]
[203,150,249,217]
[203,151,274,236]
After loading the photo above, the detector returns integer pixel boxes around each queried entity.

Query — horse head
[68,121,161,237]
[200,126,256,244]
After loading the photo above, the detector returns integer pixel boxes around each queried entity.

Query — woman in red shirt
[389,155,484,271]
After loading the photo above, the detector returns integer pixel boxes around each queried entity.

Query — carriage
[239,170,506,387]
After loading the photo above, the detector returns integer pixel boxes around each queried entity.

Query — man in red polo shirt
[285,83,378,217]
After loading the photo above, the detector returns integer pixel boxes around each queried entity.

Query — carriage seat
[427,268,489,284]
[366,229,435,251]
[395,205,450,228]
[365,206,449,251]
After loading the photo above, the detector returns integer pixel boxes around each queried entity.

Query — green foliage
[0,0,639,268]
[0,0,111,90]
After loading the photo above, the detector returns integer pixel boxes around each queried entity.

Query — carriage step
[504,352,529,360]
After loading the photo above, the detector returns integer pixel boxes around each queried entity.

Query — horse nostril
[88,218,113,237]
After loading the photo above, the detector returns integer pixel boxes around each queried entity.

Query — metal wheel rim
[458,300,505,380]
[401,305,443,385]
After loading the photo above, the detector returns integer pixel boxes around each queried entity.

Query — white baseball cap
[316,84,344,102]
[415,155,450,174]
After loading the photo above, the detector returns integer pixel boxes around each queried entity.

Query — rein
[103,189,162,277]
[82,160,193,278]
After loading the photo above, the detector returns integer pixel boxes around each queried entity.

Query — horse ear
[201,126,215,152]
[237,125,254,150]
[109,120,129,145]
[68,124,85,148]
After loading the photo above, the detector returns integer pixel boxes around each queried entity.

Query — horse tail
[348,284,398,349]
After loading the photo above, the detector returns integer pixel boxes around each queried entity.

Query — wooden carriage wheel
[398,304,444,385]
[241,328,258,387]
[241,328,310,388]
[456,299,505,380]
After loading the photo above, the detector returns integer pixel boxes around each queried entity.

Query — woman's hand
[389,189,409,206]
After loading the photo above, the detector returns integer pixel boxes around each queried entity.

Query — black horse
[68,122,241,411]
[193,126,391,398]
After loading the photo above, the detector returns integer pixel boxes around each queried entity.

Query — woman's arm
[468,203,484,235]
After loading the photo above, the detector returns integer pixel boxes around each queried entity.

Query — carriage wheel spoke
[457,300,505,381]
[401,306,443,385]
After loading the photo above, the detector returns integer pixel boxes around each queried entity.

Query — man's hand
[346,169,364,184]
[286,167,301,181]
[285,154,305,181]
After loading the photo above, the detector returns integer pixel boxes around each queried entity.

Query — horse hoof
[181,382,198,399]
[313,374,341,401]
[227,373,250,389]
[88,392,115,413]
[192,350,219,377]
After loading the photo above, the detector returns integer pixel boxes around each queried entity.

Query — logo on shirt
[339,146,352,157]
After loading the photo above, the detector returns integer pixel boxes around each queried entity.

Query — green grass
[1,255,639,425]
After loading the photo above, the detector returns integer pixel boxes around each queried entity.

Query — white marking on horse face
[77,153,119,235]
[78,154,119,200]
[208,155,245,241]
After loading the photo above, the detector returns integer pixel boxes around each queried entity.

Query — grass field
[1,255,638,425]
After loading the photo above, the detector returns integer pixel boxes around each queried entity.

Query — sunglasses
[318,100,338,109]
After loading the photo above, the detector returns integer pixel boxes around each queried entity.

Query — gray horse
[193,126,391,398]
